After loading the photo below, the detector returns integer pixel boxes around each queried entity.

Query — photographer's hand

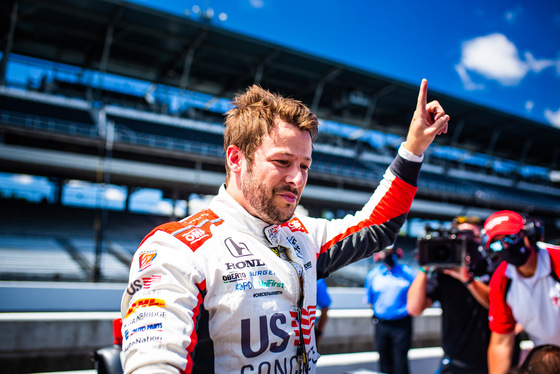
[443,266,490,309]
[442,266,470,283]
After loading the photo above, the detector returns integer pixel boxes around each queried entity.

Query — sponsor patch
[123,334,162,353]
[173,209,223,251]
[225,237,252,257]
[253,291,283,298]
[222,272,247,283]
[125,322,163,340]
[126,275,162,296]
[126,298,166,318]
[258,279,285,289]
[283,217,308,234]
[123,311,167,328]
[143,275,162,289]
[290,306,317,346]
[225,258,266,270]
[264,225,281,246]
[138,251,157,272]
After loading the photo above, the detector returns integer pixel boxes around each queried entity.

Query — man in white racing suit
[121,81,450,374]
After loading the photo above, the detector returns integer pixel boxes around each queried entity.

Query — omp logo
[225,237,252,257]
[138,252,157,272]
[182,227,209,243]
[126,298,166,318]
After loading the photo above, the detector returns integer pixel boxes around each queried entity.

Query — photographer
[407,216,494,374]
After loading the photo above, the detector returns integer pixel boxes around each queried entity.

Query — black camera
[417,227,478,268]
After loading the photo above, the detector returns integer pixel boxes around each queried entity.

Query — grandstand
[1,0,560,372]
[0,0,559,286]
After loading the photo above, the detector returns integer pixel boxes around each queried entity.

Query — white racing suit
[121,149,421,373]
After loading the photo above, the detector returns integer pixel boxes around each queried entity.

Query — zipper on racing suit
[268,232,309,373]
[282,246,308,374]
[296,299,309,373]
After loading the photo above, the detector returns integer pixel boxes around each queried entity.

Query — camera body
[417,227,479,268]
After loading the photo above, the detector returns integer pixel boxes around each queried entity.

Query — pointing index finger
[416,79,428,112]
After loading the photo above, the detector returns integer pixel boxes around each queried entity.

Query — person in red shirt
[484,210,560,374]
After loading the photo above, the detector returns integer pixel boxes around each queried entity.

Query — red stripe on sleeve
[320,176,416,254]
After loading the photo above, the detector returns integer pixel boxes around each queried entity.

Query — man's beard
[241,167,300,225]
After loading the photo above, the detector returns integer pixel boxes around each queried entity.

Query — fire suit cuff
[390,145,423,187]
[398,143,424,163]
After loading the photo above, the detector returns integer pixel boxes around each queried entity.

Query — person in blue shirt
[364,245,417,374]
[316,278,332,346]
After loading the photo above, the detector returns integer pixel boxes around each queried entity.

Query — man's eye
[301,165,310,171]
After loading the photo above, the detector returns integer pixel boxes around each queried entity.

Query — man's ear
[226,145,243,173]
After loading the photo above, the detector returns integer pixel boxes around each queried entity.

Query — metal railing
[0,110,98,138]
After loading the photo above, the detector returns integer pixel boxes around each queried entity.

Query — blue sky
[131,0,560,128]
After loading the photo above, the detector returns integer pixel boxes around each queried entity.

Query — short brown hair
[223,85,319,183]
[521,344,560,373]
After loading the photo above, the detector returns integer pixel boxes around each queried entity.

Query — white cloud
[456,33,560,90]
[525,101,534,113]
[454,64,484,91]
[458,33,528,86]
[545,108,560,128]
[524,52,555,73]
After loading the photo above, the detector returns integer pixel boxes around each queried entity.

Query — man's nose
[285,166,306,187]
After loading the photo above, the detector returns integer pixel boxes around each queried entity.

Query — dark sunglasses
[489,233,523,252]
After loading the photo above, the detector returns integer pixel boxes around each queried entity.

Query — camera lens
[430,243,454,262]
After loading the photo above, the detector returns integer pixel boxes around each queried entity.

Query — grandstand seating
[0,236,83,281]
[109,113,224,157]
[50,78,151,112]
[2,78,560,284]
[0,92,93,125]
[0,199,169,282]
